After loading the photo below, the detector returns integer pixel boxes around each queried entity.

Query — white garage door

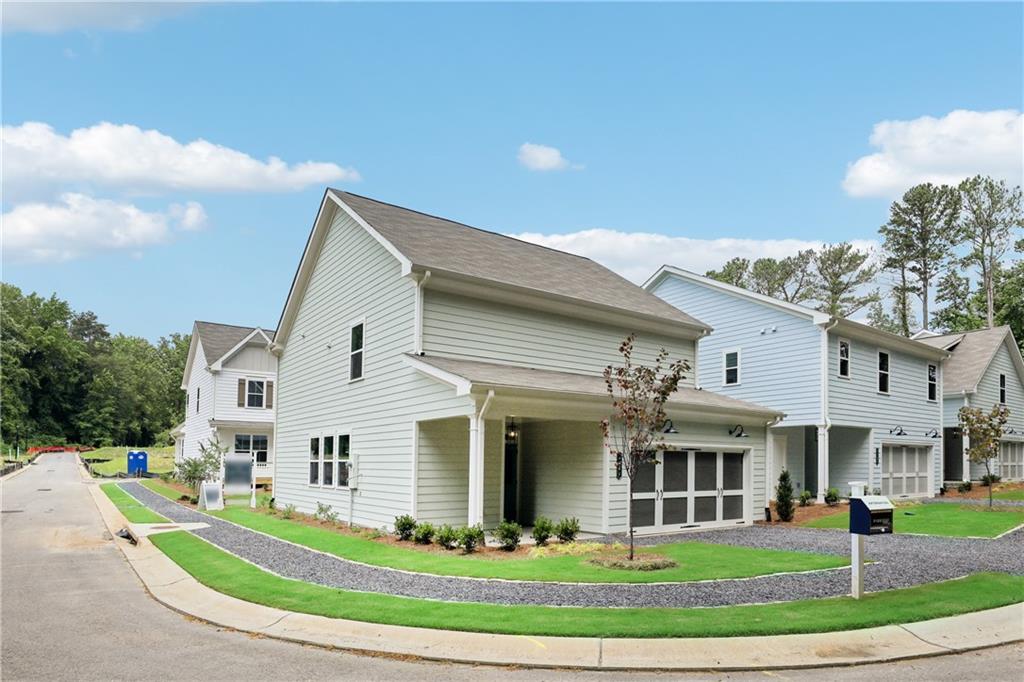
[881,445,931,498]
[1000,441,1023,481]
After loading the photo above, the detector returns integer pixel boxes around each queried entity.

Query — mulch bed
[940,481,1024,500]
[757,500,847,526]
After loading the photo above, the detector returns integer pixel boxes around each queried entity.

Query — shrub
[872,487,882,496]
[799,489,814,507]
[436,524,458,550]
[555,517,581,543]
[531,516,554,546]
[457,526,485,553]
[495,520,522,551]
[282,504,296,519]
[824,487,840,506]
[775,470,795,522]
[394,514,417,541]
[413,522,435,544]
[958,480,973,493]
[314,502,338,523]
[981,474,1001,487]
[257,494,274,510]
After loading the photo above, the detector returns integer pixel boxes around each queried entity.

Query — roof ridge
[332,189,595,262]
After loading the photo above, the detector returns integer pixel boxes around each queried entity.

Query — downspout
[469,390,495,526]
[413,270,431,356]
[693,328,709,389]
[818,318,839,501]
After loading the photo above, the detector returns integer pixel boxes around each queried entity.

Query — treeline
[1,283,189,449]
[707,175,1024,347]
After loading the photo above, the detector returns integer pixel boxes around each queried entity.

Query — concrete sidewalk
[88,481,1024,671]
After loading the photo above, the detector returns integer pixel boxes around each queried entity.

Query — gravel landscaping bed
[119,482,1024,609]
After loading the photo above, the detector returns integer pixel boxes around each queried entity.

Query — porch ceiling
[207,419,275,431]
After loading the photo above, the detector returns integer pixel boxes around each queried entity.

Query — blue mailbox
[127,450,148,476]
[850,495,893,535]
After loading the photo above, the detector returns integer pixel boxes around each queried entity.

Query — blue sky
[3,2,1022,340]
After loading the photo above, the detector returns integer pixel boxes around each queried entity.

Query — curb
[87,482,1024,671]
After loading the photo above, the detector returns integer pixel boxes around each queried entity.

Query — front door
[630,450,748,533]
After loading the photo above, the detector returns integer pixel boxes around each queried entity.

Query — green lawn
[993,489,1024,502]
[100,483,168,523]
[801,503,1024,538]
[140,479,186,501]
[150,531,1024,638]
[84,446,175,477]
[210,507,846,583]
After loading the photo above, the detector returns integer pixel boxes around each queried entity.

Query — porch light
[889,426,906,436]
[662,419,679,434]
[1006,427,1018,435]
[728,424,748,438]
[505,420,519,443]
[924,429,940,439]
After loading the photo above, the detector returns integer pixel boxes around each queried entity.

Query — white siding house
[916,326,1024,482]
[177,321,277,483]
[645,266,950,502]
[270,190,784,535]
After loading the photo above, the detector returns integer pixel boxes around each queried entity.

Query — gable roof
[916,326,1024,395]
[644,265,949,361]
[182,321,275,388]
[274,190,710,347]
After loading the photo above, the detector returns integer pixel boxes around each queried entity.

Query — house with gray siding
[915,326,1024,482]
[177,321,277,483]
[270,190,783,535]
[645,266,950,503]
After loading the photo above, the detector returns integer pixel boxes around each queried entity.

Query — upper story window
[877,351,890,394]
[723,349,740,386]
[927,364,938,401]
[349,322,365,381]
[838,339,851,378]
[1001,374,1007,405]
[196,387,200,413]
[308,436,320,485]
[246,379,265,408]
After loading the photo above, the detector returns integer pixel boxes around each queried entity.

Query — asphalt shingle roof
[916,326,1013,394]
[331,190,708,331]
[194,321,274,366]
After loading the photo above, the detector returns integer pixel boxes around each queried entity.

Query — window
[235,434,269,464]
[246,379,265,408]
[308,436,320,485]
[196,387,200,413]
[838,339,851,378]
[877,351,890,394]
[349,322,364,381]
[323,435,335,487]
[927,364,938,401]
[1000,374,1007,405]
[337,434,351,487]
[723,350,740,386]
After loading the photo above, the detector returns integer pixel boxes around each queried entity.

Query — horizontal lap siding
[422,291,696,384]
[414,417,501,528]
[828,426,871,496]
[969,344,1024,479]
[520,421,606,533]
[182,340,215,462]
[275,210,471,528]
[650,277,821,425]
[215,367,276,425]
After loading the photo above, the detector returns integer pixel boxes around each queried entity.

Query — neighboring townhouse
[645,266,950,503]
[270,190,783,534]
[914,326,1024,482]
[177,321,277,484]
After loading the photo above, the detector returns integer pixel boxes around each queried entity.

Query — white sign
[199,481,224,511]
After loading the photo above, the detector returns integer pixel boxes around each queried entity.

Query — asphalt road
[1,452,1021,682]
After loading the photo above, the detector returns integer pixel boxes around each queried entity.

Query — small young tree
[959,404,1010,508]
[175,438,224,496]
[602,334,689,560]
[775,469,795,522]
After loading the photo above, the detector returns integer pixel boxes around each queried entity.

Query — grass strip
[85,446,175,477]
[210,507,846,583]
[100,483,168,523]
[140,479,187,502]
[150,531,1024,638]
[801,503,1024,538]
[993,489,1024,502]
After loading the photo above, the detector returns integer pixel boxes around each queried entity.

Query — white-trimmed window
[235,434,269,464]
[196,387,200,413]
[1000,374,1007,405]
[723,349,740,386]
[838,339,851,378]
[349,322,365,381]
[308,436,320,485]
[323,435,335,487]
[337,434,351,487]
[927,364,938,402]
[877,351,890,394]
[246,379,265,408]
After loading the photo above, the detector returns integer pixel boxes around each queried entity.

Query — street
[1,452,1021,681]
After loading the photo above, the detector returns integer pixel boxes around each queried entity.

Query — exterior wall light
[889,426,906,436]
[728,424,748,438]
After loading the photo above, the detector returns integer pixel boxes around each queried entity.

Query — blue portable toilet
[127,450,148,476]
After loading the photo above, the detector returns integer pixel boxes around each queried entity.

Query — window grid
[877,351,890,394]
[246,379,265,408]
[838,339,851,378]
[927,364,938,402]
[349,322,364,381]
[723,350,740,386]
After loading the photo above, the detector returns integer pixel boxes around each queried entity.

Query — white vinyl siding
[181,339,216,461]
[415,418,501,527]
[223,344,276,372]
[968,342,1024,480]
[214,367,276,424]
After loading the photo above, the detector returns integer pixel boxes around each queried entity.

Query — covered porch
[209,419,275,485]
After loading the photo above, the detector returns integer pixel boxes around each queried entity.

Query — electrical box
[850,495,893,535]
[127,450,148,476]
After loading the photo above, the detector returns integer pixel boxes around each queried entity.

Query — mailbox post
[848,495,894,598]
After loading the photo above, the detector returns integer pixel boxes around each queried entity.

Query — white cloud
[2,193,207,262]
[517,142,581,172]
[2,2,188,34]
[843,109,1024,198]
[2,121,360,199]
[509,228,878,284]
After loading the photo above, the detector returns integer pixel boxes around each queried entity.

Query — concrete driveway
[2,452,1020,681]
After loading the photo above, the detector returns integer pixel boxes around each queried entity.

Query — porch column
[467,415,485,526]
[962,433,971,482]
[816,425,829,503]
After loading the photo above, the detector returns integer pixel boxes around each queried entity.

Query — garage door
[1000,441,1023,481]
[880,445,931,497]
